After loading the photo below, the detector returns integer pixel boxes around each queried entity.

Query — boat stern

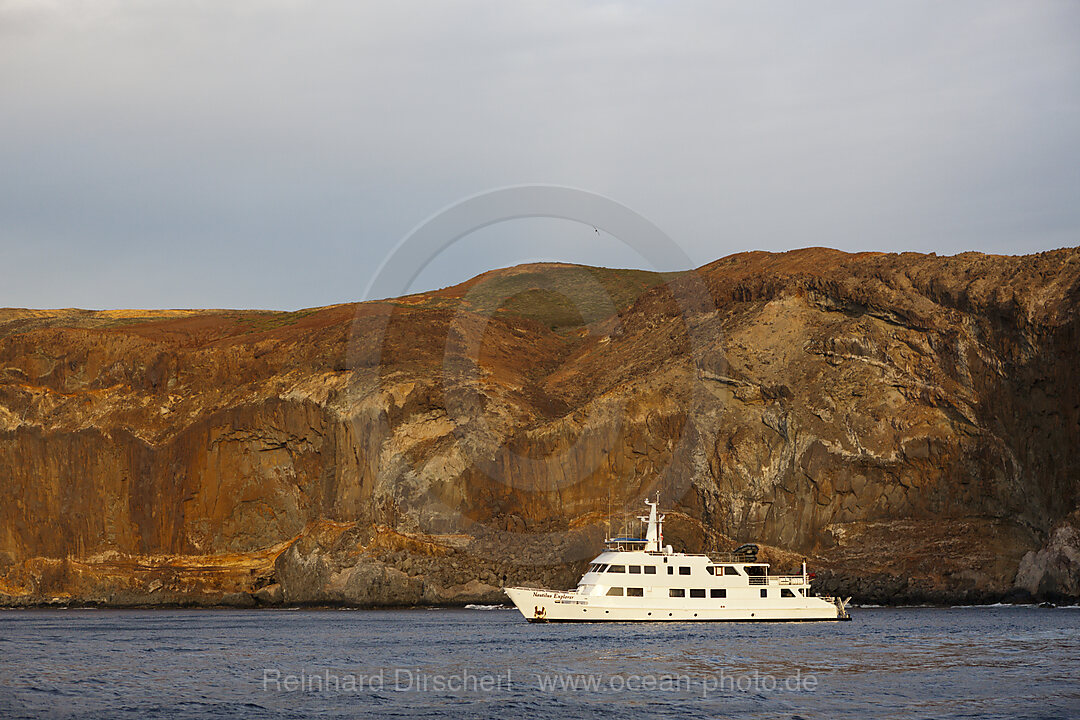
[827,596,853,620]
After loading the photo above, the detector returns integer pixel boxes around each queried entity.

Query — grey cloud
[1,0,1077,309]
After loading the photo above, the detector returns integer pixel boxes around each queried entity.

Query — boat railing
[707,553,758,564]
[748,575,806,586]
[772,575,805,585]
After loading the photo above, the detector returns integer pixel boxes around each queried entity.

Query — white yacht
[505,497,851,622]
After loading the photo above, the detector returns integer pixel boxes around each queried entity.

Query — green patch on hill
[463,265,682,333]
[232,309,321,333]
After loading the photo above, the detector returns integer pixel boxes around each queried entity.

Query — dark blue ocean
[1,606,1077,719]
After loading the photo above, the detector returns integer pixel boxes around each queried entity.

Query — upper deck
[586,497,810,596]
[583,548,807,589]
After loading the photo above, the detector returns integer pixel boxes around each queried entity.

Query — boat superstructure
[504,496,851,622]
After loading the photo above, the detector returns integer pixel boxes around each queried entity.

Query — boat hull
[504,586,849,622]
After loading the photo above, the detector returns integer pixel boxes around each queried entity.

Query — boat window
[606,587,623,596]
[594,564,608,573]
[644,566,656,575]
[607,565,625,573]
[689,589,706,598]
[781,589,795,598]
[628,566,641,574]
[626,587,644,597]
[724,566,740,576]
[798,588,806,596]
[706,566,715,575]
[760,589,768,598]
[679,567,691,575]
[710,589,726,598]
[669,589,685,598]
[667,566,673,575]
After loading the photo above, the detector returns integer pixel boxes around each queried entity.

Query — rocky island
[1,248,1078,607]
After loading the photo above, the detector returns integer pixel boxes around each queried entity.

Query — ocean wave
[464,604,510,610]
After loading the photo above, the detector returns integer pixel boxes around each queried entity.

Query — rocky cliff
[2,248,1078,607]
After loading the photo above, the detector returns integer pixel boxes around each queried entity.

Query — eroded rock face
[1014,512,1080,601]
[1,249,1078,606]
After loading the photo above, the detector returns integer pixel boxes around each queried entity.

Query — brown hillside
[2,248,1078,606]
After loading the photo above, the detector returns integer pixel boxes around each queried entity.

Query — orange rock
[1,249,1078,606]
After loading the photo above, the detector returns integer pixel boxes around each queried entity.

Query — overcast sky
[2,1,1078,310]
